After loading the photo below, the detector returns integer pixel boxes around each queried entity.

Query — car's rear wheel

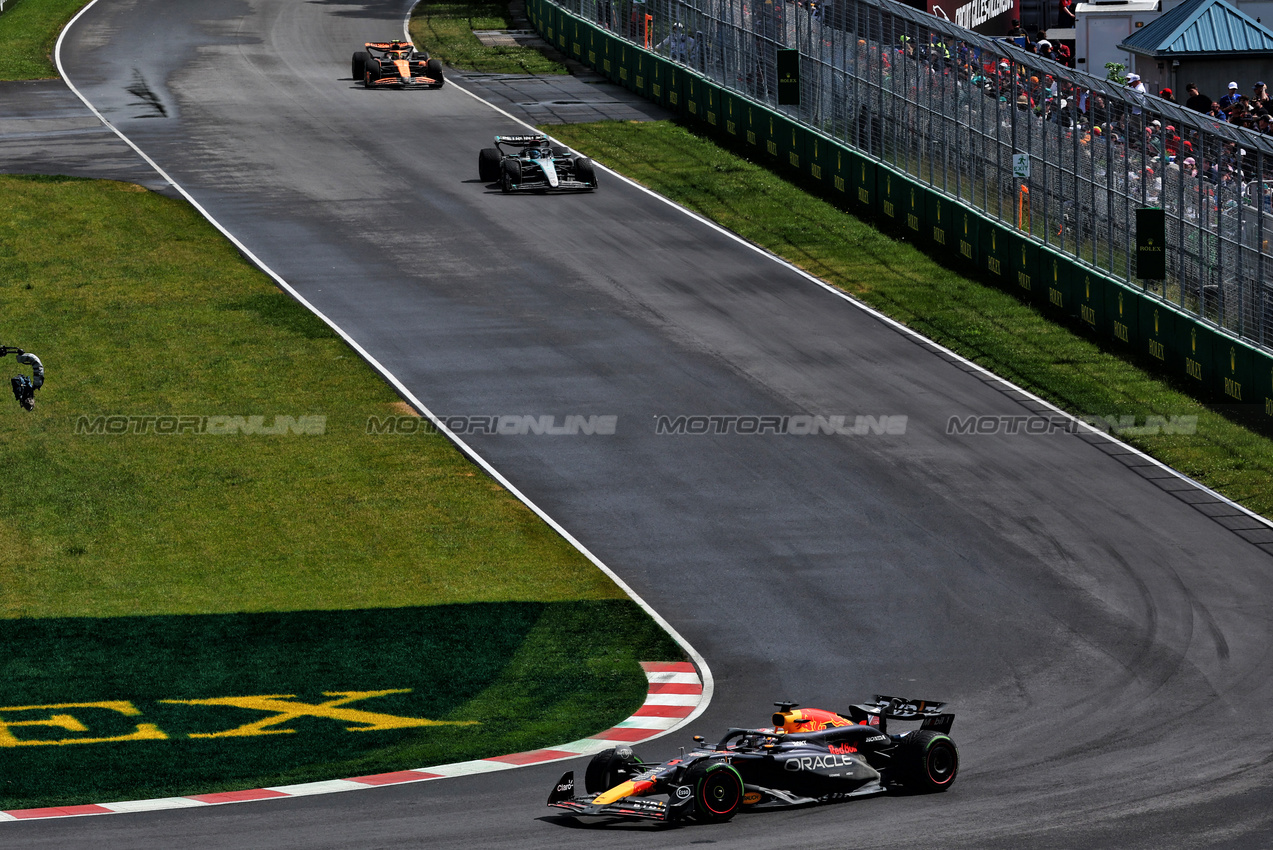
[687,762,743,822]
[584,747,643,794]
[551,145,570,157]
[574,156,598,189]
[478,148,502,183]
[501,159,522,193]
[351,51,369,80]
[427,58,445,88]
[896,729,958,792]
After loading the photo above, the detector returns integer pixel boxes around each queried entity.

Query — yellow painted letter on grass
[0,701,167,746]
[162,690,478,738]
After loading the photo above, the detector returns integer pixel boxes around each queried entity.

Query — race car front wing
[547,771,670,821]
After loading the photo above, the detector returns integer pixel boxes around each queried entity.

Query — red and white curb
[0,661,701,822]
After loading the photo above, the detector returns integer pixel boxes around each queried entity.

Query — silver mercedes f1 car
[478,134,598,193]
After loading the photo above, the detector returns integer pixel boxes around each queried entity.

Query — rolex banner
[1136,207,1166,280]
[777,49,799,106]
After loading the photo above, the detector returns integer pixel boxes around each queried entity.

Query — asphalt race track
[12,0,1273,846]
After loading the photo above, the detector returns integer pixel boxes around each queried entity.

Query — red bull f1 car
[477,134,598,193]
[548,696,957,824]
[352,41,444,89]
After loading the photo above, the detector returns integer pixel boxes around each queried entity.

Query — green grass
[546,120,1273,518]
[0,0,90,80]
[0,601,680,809]
[409,0,567,75]
[0,175,630,619]
[0,173,686,807]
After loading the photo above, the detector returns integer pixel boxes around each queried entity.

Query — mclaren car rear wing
[846,695,954,735]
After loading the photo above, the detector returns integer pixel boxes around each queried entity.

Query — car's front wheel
[478,148,502,183]
[427,58,445,88]
[501,159,522,193]
[687,762,743,822]
[351,51,369,80]
[584,747,643,794]
[574,156,598,189]
[363,60,380,88]
[896,729,958,792]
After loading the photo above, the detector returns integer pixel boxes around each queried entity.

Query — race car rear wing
[846,695,954,735]
[494,134,550,147]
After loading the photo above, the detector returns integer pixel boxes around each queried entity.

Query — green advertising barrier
[805,132,835,193]
[876,167,907,232]
[666,65,685,114]
[753,110,785,165]
[927,192,975,269]
[1260,355,1273,419]
[849,151,875,214]
[570,17,585,61]
[1139,297,1176,372]
[649,55,667,107]
[978,218,1012,289]
[632,49,649,97]
[827,143,852,208]
[1217,332,1255,405]
[773,113,803,174]
[585,23,598,71]
[684,74,705,125]
[1178,320,1213,388]
[954,208,980,271]
[1076,268,1107,338]
[741,99,763,155]
[1010,232,1042,307]
[1105,283,1138,351]
[1041,250,1074,319]
[701,80,721,132]
[721,90,743,144]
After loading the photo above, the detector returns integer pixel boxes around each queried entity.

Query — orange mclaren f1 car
[548,697,958,824]
[352,41,444,89]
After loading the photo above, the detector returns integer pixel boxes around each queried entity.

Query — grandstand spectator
[1006,19,1031,49]
[1184,83,1211,113]
[1208,101,1229,122]
[1253,81,1270,109]
[1218,81,1241,109]
[1159,87,1175,103]
[1126,73,1147,115]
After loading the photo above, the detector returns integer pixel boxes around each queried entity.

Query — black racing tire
[364,60,380,88]
[551,145,570,157]
[501,159,522,194]
[895,730,959,792]
[351,51,369,80]
[574,156,598,189]
[688,762,744,822]
[427,58,445,87]
[478,148,502,183]
[584,747,643,794]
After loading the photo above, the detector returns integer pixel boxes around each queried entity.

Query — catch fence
[570,0,1273,350]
